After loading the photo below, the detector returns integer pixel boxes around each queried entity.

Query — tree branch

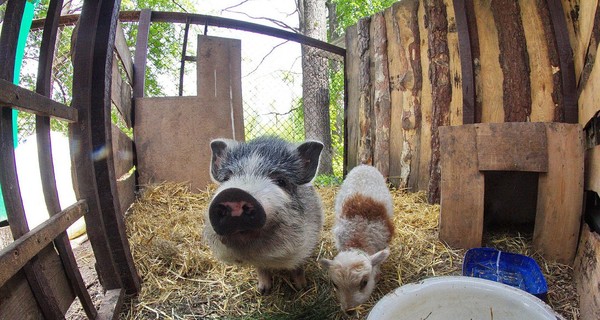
[243,40,289,77]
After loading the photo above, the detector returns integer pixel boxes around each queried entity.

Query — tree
[297,0,333,175]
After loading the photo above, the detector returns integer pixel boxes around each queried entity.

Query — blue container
[462,247,548,301]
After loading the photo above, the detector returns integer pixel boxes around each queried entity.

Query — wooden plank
[585,145,600,193]
[345,24,360,171]
[574,223,600,320]
[522,1,560,122]
[71,0,124,291]
[370,12,390,178]
[96,289,125,320]
[491,0,531,122]
[445,0,463,127]
[578,43,600,125]
[453,0,474,124]
[547,0,578,123]
[36,1,97,316]
[439,125,484,249]
[0,272,43,318]
[0,79,77,122]
[473,0,504,123]
[417,0,432,192]
[0,201,87,287]
[114,22,134,84]
[197,35,244,141]
[111,56,133,128]
[117,174,136,215]
[475,122,548,172]
[424,0,452,204]
[133,9,151,99]
[135,96,244,191]
[576,1,600,94]
[111,124,133,179]
[354,18,372,166]
[534,123,584,264]
[91,0,140,294]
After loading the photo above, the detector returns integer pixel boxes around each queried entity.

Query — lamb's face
[320,249,390,313]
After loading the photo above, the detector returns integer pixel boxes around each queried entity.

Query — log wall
[346,0,580,203]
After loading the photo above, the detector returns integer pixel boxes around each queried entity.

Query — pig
[319,164,394,313]
[203,136,324,295]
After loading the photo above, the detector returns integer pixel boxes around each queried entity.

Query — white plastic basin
[368,276,564,320]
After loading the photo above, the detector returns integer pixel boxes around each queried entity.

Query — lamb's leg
[290,266,307,290]
[257,268,273,295]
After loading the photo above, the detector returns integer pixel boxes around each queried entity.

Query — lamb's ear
[210,139,236,183]
[296,140,324,184]
[370,248,390,267]
[319,258,334,270]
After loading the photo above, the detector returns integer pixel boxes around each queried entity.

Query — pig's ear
[370,248,390,267]
[210,139,235,182]
[296,141,323,184]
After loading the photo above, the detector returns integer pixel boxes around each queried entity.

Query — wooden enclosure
[345,0,600,316]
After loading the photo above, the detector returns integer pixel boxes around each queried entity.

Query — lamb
[319,164,394,313]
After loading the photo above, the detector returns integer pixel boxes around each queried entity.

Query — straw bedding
[121,182,579,319]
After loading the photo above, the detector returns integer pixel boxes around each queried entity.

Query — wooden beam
[96,289,125,320]
[133,9,151,99]
[453,0,475,124]
[114,23,134,85]
[0,79,77,122]
[0,201,88,288]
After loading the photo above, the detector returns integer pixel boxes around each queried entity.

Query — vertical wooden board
[37,246,75,313]
[439,125,484,249]
[445,0,463,126]
[117,174,135,215]
[0,272,43,319]
[385,0,421,190]
[357,18,373,165]
[114,22,133,84]
[574,224,600,320]
[345,24,360,170]
[111,124,133,180]
[585,145,600,193]
[564,0,597,82]
[579,43,600,124]
[135,96,243,191]
[417,0,433,192]
[111,56,133,128]
[473,0,504,123]
[371,12,391,178]
[534,123,584,264]
[197,35,244,141]
[521,1,556,122]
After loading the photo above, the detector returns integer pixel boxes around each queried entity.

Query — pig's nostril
[242,204,254,216]
[216,204,230,217]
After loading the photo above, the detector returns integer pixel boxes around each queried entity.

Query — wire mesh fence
[17,14,345,178]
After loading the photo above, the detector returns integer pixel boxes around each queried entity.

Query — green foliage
[314,174,343,187]
[331,0,397,35]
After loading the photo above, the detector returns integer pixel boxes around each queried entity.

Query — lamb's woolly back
[334,165,393,218]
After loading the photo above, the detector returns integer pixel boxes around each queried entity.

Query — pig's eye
[359,278,368,291]
[274,178,288,188]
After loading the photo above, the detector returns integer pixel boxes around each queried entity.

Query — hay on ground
[121,182,579,320]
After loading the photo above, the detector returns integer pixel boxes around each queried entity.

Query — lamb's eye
[359,278,368,290]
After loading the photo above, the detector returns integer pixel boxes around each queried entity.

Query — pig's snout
[209,188,266,236]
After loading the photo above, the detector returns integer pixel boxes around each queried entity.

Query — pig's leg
[290,267,307,290]
[257,268,273,295]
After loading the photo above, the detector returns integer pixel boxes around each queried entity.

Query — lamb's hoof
[291,267,307,290]
[257,268,273,295]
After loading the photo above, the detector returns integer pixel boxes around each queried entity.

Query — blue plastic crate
[462,247,548,301]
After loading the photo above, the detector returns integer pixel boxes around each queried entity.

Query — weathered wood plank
[439,125,484,249]
[384,0,422,189]
[370,13,390,178]
[453,0,474,124]
[355,18,373,166]
[0,272,43,318]
[574,223,600,320]
[417,0,432,192]
[117,174,136,215]
[534,123,584,264]
[0,79,77,122]
[523,1,560,122]
[345,24,360,171]
[133,9,151,99]
[585,145,600,193]
[196,35,244,141]
[491,0,531,122]
[446,0,463,127]
[575,1,600,94]
[0,200,87,287]
[424,0,452,204]
[473,0,504,123]
[111,124,133,179]
[114,22,133,84]
[96,288,125,320]
[111,56,133,128]
[475,122,548,172]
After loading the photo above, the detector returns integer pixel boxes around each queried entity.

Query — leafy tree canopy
[330,0,396,35]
